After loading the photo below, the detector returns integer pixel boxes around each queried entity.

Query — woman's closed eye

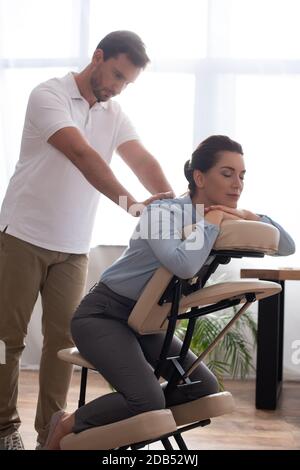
[221,171,233,178]
[221,171,245,181]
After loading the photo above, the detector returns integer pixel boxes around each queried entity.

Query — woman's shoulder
[144,194,192,213]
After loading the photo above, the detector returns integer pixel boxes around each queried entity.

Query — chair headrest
[184,219,279,254]
[214,220,279,253]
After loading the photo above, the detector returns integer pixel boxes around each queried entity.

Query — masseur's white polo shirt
[0,73,139,253]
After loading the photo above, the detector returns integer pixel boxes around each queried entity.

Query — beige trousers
[0,231,88,445]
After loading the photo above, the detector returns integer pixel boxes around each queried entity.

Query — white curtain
[0,0,299,376]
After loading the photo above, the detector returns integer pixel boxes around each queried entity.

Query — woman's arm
[205,205,296,256]
[259,215,296,256]
[143,204,220,279]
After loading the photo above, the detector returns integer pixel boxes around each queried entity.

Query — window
[88,0,208,59]
[0,0,79,59]
[235,74,300,241]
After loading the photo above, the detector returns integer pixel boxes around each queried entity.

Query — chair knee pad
[171,391,235,427]
[60,409,177,450]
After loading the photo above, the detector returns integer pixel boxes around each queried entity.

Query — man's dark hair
[96,30,150,68]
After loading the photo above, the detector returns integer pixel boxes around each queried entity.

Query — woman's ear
[193,169,205,189]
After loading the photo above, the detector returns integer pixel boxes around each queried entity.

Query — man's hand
[205,205,261,221]
[144,190,175,203]
[128,191,175,217]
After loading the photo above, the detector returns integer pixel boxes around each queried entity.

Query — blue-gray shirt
[100,195,295,300]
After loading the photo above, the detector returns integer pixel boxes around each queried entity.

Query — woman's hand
[204,209,240,226]
[205,205,261,221]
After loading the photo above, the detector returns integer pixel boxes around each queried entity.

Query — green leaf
[176,305,257,387]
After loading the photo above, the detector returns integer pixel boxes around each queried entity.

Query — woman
[45,135,295,449]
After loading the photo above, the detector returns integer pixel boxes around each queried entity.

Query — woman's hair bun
[184,159,193,182]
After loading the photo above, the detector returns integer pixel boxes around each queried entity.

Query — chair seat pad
[179,280,281,311]
[58,347,95,369]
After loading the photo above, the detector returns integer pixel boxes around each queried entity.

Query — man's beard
[90,77,112,102]
[91,84,103,102]
[93,87,112,102]
[90,76,103,102]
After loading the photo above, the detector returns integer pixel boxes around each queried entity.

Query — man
[0,30,173,450]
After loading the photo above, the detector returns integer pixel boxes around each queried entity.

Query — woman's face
[193,151,245,208]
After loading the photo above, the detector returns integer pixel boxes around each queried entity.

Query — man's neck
[73,68,97,107]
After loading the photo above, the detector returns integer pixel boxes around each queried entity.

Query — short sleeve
[115,111,140,148]
[27,86,77,141]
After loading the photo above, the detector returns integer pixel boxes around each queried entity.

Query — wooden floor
[18,370,300,450]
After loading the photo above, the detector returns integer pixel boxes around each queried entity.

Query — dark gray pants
[71,282,219,433]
